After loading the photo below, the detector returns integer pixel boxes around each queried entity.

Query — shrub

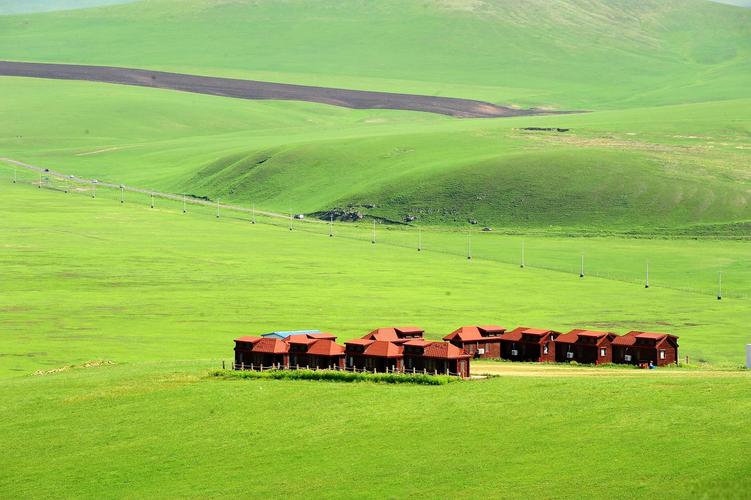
[209,369,460,385]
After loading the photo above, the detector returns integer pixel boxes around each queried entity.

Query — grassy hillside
[1,180,749,379]
[1,361,749,498]
[0,0,749,109]
[2,77,750,229]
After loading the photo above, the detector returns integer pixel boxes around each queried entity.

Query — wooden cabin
[499,327,560,362]
[403,340,471,378]
[345,339,404,372]
[554,330,616,365]
[286,334,345,369]
[443,325,506,358]
[234,337,290,368]
[612,331,679,366]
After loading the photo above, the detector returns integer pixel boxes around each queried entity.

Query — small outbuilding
[286,334,345,369]
[403,340,471,378]
[443,325,506,358]
[235,337,290,368]
[612,331,679,366]
[554,329,616,365]
[499,327,560,362]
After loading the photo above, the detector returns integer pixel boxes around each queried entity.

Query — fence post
[250,363,254,371]
[241,361,244,371]
[222,360,225,370]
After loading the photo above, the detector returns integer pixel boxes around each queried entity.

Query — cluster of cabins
[233,325,679,378]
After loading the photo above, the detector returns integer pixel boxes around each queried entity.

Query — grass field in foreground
[0,361,749,498]
[1,181,749,379]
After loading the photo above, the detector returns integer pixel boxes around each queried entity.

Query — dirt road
[0,60,567,118]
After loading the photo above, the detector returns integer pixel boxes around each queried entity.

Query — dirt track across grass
[0,60,568,118]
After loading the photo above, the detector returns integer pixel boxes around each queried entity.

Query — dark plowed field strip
[0,60,565,118]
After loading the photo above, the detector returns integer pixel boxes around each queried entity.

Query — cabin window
[543,344,549,354]
[600,348,607,357]
[659,350,666,360]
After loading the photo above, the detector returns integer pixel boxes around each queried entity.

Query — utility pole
[645,261,650,289]
[520,240,525,268]
[717,272,723,300]
[580,255,584,278]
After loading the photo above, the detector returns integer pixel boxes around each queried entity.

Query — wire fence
[227,361,464,378]
[3,159,748,301]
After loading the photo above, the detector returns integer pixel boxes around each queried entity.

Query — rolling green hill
[0,0,749,229]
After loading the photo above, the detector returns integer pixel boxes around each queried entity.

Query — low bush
[209,369,460,385]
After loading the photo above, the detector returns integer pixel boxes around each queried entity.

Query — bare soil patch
[0,60,568,118]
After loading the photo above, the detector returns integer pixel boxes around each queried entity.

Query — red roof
[284,334,318,345]
[363,341,404,358]
[234,336,263,344]
[404,339,432,347]
[362,327,424,341]
[306,339,345,356]
[500,327,556,342]
[344,338,374,346]
[613,331,678,346]
[422,342,471,359]
[251,338,289,354]
[555,329,614,344]
[443,325,506,342]
[308,333,337,340]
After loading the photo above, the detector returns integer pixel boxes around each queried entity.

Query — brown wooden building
[612,331,679,366]
[499,327,560,362]
[287,334,346,369]
[443,325,506,358]
[554,330,616,365]
[234,336,289,368]
[403,340,471,378]
[344,339,404,372]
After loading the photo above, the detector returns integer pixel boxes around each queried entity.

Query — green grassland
[0,184,749,498]
[1,181,748,378]
[1,2,750,497]
[1,77,750,230]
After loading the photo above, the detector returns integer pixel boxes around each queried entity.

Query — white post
[216,200,220,219]
[329,214,333,237]
[371,220,376,244]
[38,171,42,189]
[467,231,472,260]
[251,203,256,224]
[92,183,96,199]
[746,344,751,369]
[289,209,293,231]
[718,272,723,300]
[150,193,154,209]
[580,255,584,278]
[13,166,16,184]
[417,227,422,252]
[182,194,186,213]
[120,186,124,204]
[645,261,650,289]
[520,240,525,268]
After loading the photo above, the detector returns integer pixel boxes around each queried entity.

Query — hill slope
[0,0,749,229]
[0,0,749,109]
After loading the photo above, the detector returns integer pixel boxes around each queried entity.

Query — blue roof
[261,330,321,339]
